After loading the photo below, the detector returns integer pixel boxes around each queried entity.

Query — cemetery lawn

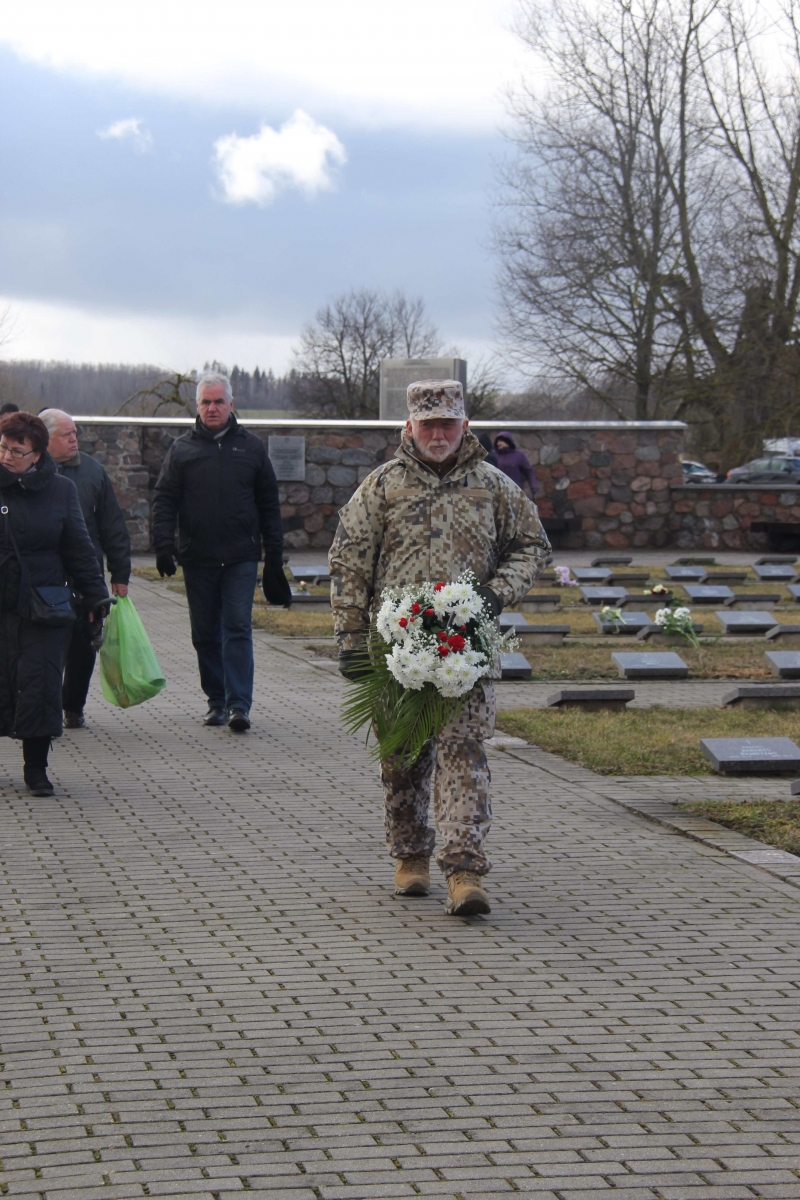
[678,799,800,855]
[519,642,773,679]
[252,609,334,637]
[495,707,800,775]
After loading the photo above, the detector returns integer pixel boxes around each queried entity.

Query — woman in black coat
[0,412,108,796]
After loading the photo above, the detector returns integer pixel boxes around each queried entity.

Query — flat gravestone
[791,779,800,795]
[665,565,708,582]
[637,623,702,641]
[715,610,778,636]
[765,651,800,678]
[591,555,632,566]
[500,652,532,680]
[787,584,800,602]
[726,592,781,610]
[756,555,797,565]
[546,687,635,711]
[520,593,562,610]
[268,435,306,481]
[703,571,749,584]
[593,610,653,635]
[684,584,734,604]
[675,557,716,565]
[572,567,612,583]
[612,651,688,679]
[290,564,331,582]
[721,684,800,709]
[580,586,629,606]
[499,613,532,631]
[754,564,798,582]
[701,737,800,774]
[766,624,800,642]
[608,572,650,585]
[514,624,570,644]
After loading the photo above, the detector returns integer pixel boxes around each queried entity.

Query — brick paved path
[2,579,800,1200]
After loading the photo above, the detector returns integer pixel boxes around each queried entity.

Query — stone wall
[74,417,687,552]
[669,485,800,550]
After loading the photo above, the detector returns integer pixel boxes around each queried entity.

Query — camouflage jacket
[328,428,551,648]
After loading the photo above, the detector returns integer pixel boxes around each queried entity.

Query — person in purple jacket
[493,432,537,496]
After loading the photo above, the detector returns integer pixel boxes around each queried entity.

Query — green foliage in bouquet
[341,626,466,767]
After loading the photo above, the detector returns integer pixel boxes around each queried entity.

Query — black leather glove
[156,550,177,578]
[477,586,503,617]
[262,553,293,608]
[338,648,373,681]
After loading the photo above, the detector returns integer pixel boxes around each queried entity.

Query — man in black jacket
[152,372,291,731]
[40,409,131,729]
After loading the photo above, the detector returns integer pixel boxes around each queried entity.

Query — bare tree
[292,289,441,419]
[118,372,198,417]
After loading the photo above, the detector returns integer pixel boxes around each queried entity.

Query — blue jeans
[182,560,259,713]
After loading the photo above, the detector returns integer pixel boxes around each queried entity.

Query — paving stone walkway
[2,578,800,1199]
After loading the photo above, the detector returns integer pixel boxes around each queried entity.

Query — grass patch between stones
[518,642,774,679]
[679,799,800,855]
[495,706,800,775]
[252,608,334,637]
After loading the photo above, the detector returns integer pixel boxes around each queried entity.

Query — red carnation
[434,582,445,592]
[438,631,449,641]
[398,617,408,628]
[411,602,422,614]
[447,634,466,652]
[425,607,435,616]
[460,625,467,632]
[437,645,449,656]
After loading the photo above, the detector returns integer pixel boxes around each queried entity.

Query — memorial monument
[379,357,467,420]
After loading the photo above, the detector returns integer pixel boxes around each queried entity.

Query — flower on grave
[654,604,700,647]
[554,565,578,586]
[646,583,669,595]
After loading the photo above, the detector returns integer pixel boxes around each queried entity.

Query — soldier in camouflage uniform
[328,380,550,915]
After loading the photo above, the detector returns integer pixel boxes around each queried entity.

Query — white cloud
[97,116,152,153]
[213,110,346,206]
[0,0,522,132]
[0,295,296,375]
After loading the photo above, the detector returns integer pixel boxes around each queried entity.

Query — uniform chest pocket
[451,488,497,542]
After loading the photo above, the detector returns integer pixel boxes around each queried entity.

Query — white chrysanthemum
[376,601,397,643]
[673,606,691,620]
[462,649,485,668]
[654,608,670,625]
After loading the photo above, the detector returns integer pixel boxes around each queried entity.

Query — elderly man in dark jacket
[152,372,291,732]
[40,409,132,729]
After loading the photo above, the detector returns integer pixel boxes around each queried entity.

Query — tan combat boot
[446,871,491,916]
[394,855,431,896]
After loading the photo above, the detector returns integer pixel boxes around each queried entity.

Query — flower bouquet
[341,573,510,766]
[654,605,700,647]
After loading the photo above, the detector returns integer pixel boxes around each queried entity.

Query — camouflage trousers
[380,682,496,878]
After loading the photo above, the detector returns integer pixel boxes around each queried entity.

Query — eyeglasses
[0,442,35,460]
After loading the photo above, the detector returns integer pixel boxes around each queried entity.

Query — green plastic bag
[99,596,166,708]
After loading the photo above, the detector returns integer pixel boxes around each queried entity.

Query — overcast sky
[0,0,524,376]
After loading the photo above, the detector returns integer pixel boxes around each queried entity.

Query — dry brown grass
[679,799,800,854]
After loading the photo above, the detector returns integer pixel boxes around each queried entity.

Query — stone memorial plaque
[520,593,562,610]
[572,567,612,583]
[756,555,797,565]
[593,610,653,635]
[500,652,532,680]
[791,779,800,795]
[580,586,629,605]
[665,565,708,582]
[499,613,532,630]
[290,564,330,582]
[766,623,800,642]
[701,737,800,774]
[684,585,734,604]
[514,624,570,644]
[754,564,798,582]
[726,593,780,610]
[591,555,632,566]
[765,651,800,678]
[268,435,306,481]
[787,584,800,602]
[715,610,778,636]
[703,571,748,584]
[722,684,800,708]
[608,572,650,586]
[675,556,716,565]
[546,687,635,711]
[612,651,688,678]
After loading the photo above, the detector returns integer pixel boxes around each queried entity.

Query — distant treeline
[0,360,297,415]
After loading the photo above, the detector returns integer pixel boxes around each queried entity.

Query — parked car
[727,456,800,484]
[681,459,718,485]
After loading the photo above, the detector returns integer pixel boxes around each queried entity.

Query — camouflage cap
[407,379,466,420]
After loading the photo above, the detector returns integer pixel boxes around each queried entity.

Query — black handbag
[1,503,76,627]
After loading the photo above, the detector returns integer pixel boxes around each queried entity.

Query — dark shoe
[63,710,85,729]
[228,708,251,732]
[203,706,226,727]
[24,768,54,797]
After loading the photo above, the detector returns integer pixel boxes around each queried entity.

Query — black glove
[338,648,373,681]
[477,586,503,617]
[156,550,177,578]
[262,554,293,608]
[89,616,105,652]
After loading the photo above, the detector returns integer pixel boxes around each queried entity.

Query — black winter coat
[56,452,132,584]
[152,416,283,565]
[0,455,107,739]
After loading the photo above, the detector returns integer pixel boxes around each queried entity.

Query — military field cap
[406,379,466,420]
